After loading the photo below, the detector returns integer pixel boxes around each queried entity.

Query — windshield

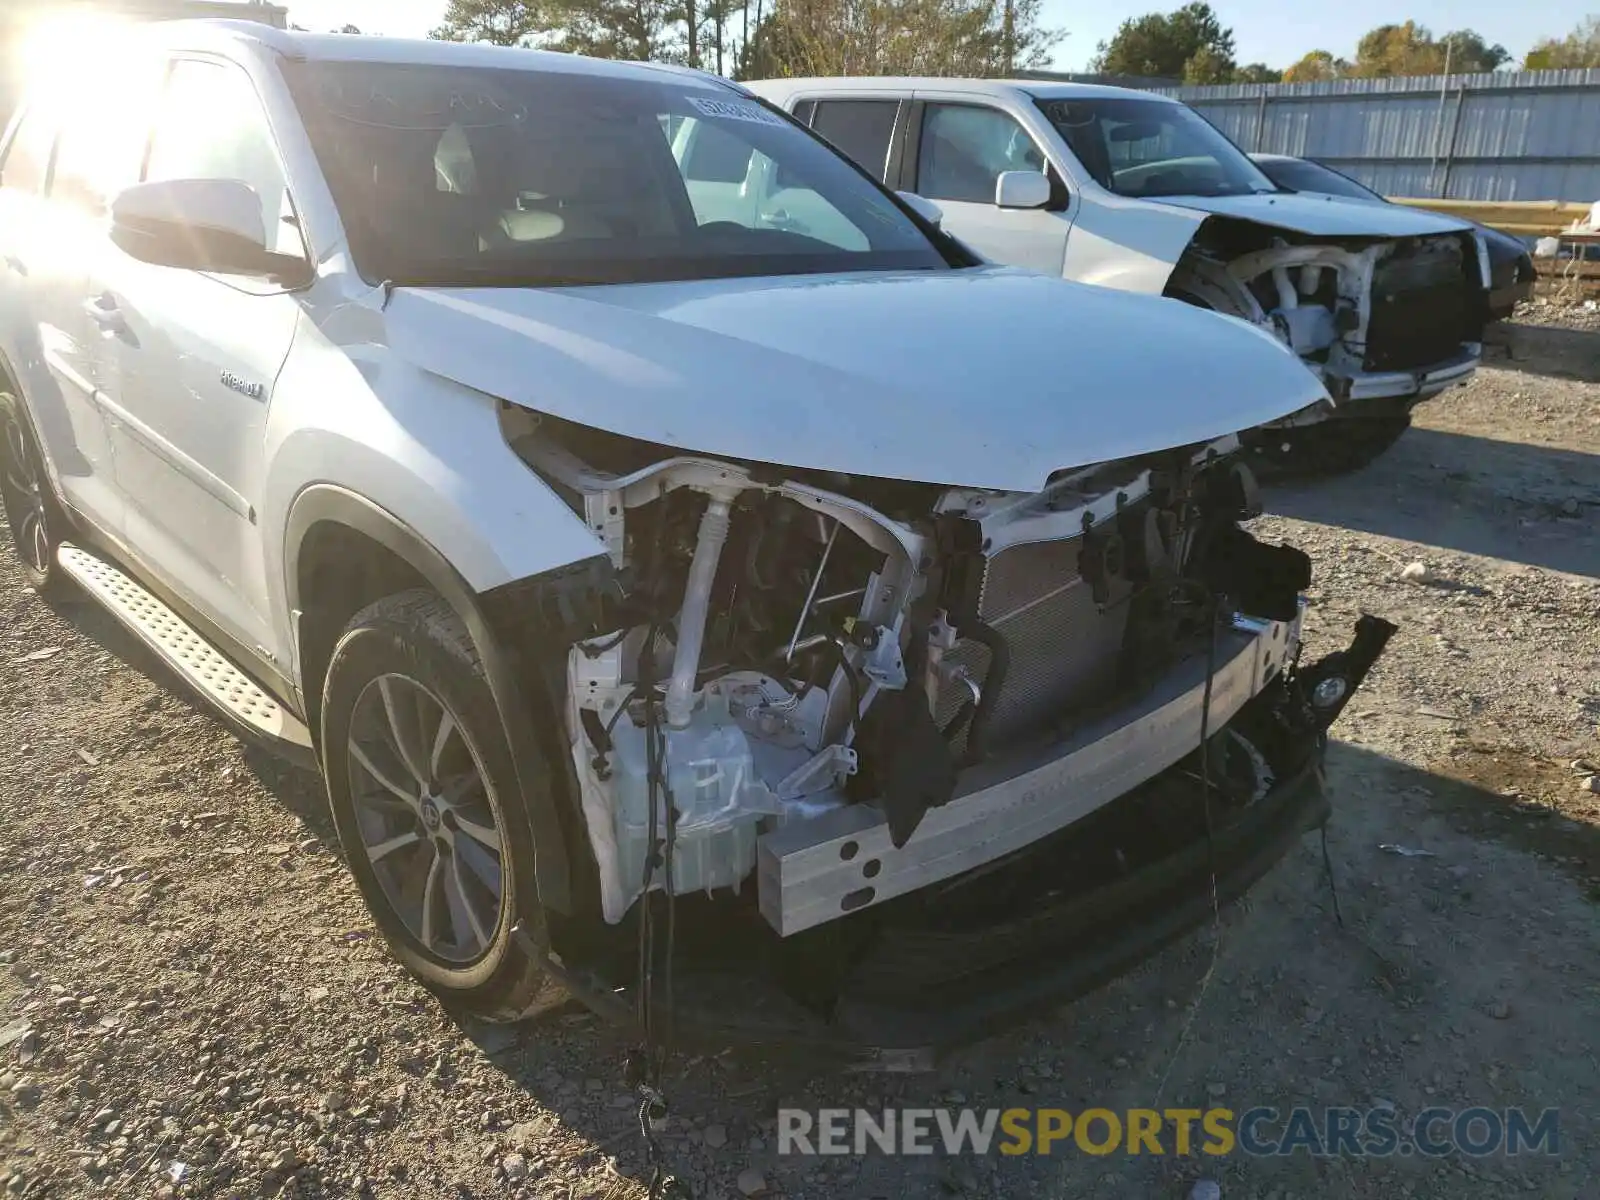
[282,62,952,287]
[1035,96,1277,199]
[1251,156,1384,203]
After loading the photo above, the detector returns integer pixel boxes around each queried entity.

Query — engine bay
[505,408,1323,930]
[1176,222,1485,392]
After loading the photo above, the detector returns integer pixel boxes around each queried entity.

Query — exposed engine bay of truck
[1170,221,1486,401]
[504,406,1393,999]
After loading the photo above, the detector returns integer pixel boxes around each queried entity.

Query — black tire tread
[0,390,71,599]
[322,588,555,1022]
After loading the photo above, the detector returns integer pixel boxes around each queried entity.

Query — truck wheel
[320,589,555,1020]
[0,391,70,597]
[1249,415,1412,479]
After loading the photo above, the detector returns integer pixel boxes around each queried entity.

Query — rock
[501,1153,529,1183]
[1578,776,1600,795]
[1400,562,1431,584]
[10,1080,40,1107]
[1189,1181,1222,1200]
[736,1167,768,1196]
[703,1124,728,1149]
[1560,498,1580,516]
[1486,1001,1513,1020]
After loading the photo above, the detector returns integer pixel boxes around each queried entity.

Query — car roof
[748,76,1182,104]
[141,20,737,90]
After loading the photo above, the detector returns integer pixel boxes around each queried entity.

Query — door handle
[82,296,126,336]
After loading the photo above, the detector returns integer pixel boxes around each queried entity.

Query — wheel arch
[285,484,580,917]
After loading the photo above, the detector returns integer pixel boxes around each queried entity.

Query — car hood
[1156,192,1472,239]
[386,266,1327,493]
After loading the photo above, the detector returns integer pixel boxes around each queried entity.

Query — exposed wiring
[627,498,692,1200]
[1320,824,1345,927]
[1151,598,1224,1115]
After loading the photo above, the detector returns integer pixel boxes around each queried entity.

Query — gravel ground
[2,309,1598,1200]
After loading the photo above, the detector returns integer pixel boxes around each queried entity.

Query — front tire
[1246,415,1412,479]
[0,391,70,597]
[320,589,554,1019]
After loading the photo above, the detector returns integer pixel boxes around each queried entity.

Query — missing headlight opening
[504,405,1392,954]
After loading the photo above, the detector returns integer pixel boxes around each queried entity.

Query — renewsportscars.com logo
[776,1106,1560,1159]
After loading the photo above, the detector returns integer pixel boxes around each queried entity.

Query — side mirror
[995,170,1051,210]
[895,190,944,229]
[110,179,307,281]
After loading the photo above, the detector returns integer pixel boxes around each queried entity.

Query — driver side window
[145,59,304,259]
[917,104,1045,205]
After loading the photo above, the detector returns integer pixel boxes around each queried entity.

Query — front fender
[261,309,605,668]
[263,310,609,918]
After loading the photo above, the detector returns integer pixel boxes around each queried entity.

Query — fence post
[1253,89,1268,152]
[1439,83,1468,199]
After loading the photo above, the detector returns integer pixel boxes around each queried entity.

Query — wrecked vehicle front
[388,268,1392,1052]
[279,51,1394,1053]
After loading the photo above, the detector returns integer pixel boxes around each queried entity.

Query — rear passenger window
[810,101,898,182]
[0,111,54,194]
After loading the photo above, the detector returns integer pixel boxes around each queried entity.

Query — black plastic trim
[547,747,1329,1062]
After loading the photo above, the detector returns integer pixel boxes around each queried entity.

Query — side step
[57,544,313,750]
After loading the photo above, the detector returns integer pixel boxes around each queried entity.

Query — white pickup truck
[749,76,1492,474]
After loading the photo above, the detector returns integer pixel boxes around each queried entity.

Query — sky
[282,0,1595,71]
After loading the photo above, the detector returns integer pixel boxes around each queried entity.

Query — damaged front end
[1173,224,1487,435]
[504,408,1394,1053]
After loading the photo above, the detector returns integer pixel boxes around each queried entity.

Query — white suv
[749,77,1492,472]
[0,24,1390,1048]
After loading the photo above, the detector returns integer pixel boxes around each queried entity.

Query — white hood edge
[1157,192,1474,240]
[382,267,1329,494]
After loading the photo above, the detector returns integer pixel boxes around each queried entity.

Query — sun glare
[16,11,133,99]
[13,11,157,202]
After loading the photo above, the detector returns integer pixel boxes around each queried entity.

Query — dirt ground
[1,306,1598,1200]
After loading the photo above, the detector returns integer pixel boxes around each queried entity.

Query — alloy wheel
[345,673,507,964]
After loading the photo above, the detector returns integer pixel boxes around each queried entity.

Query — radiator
[1365,234,1478,372]
[937,533,1133,756]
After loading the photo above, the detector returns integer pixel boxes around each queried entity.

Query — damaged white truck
[0,27,1394,1053]
[749,77,1492,474]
